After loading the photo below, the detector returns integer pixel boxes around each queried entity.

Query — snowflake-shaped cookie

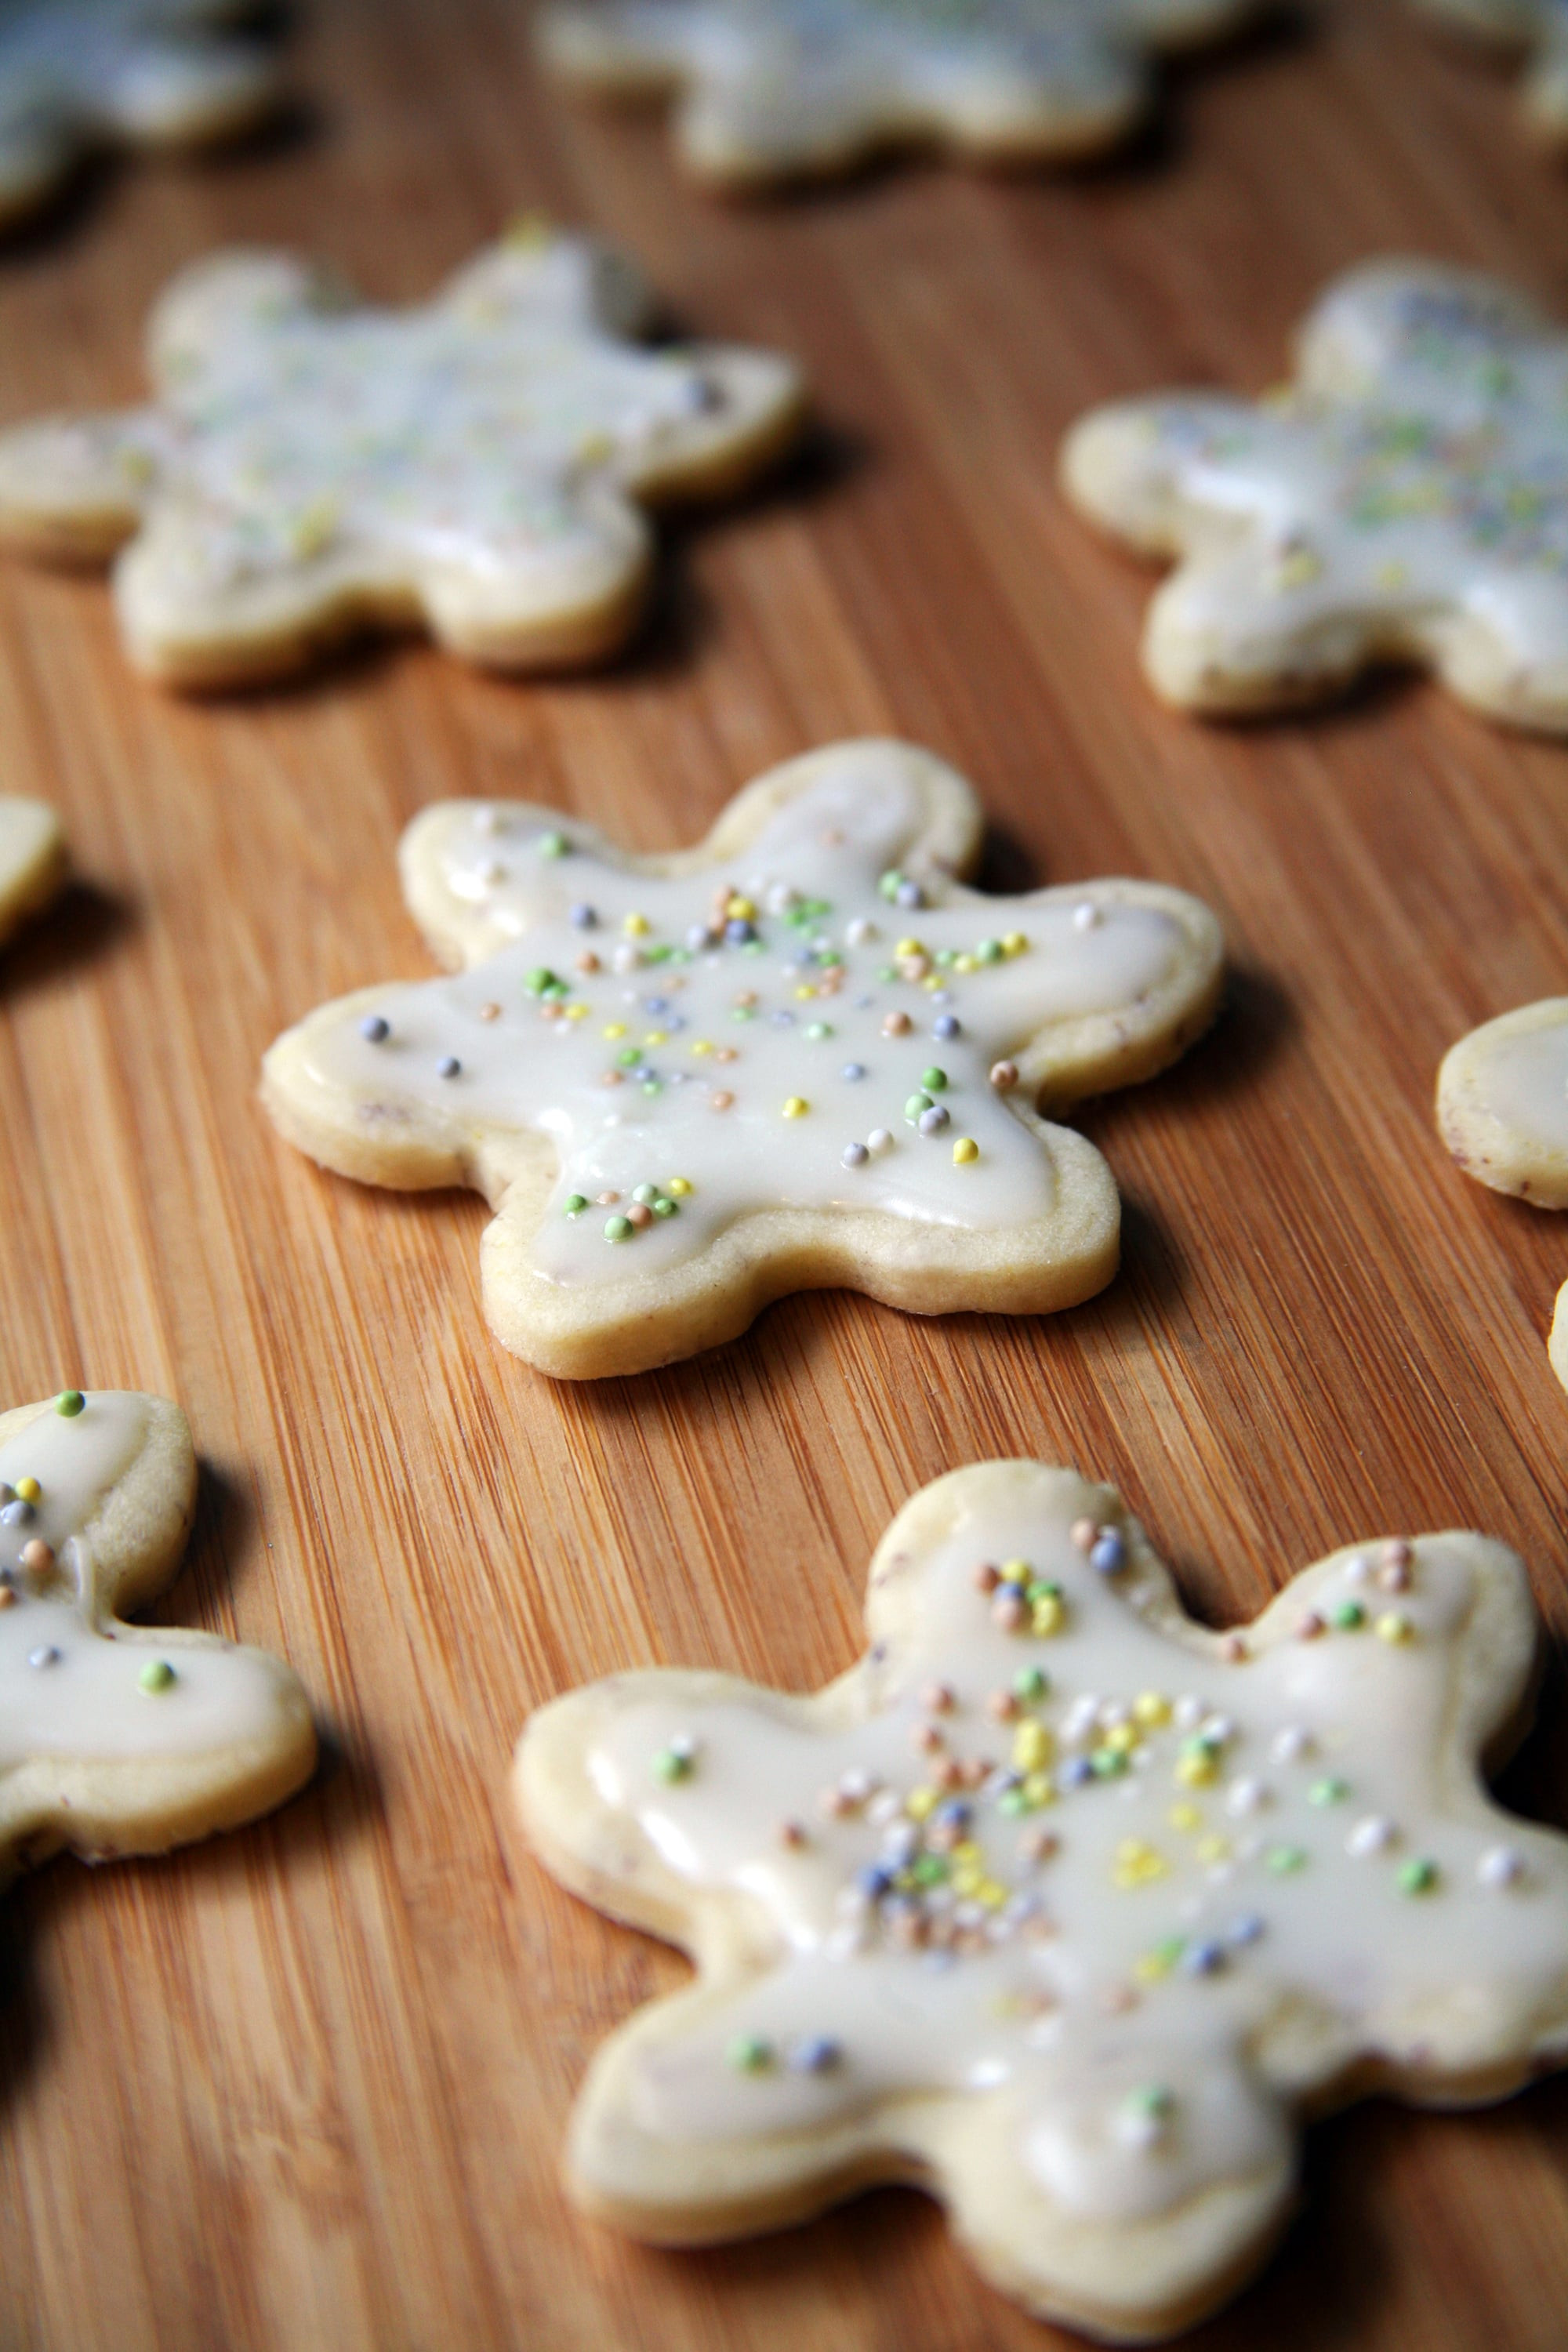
[261,739,1223,1379]
[0,223,804,688]
[518,1458,1568,2340]
[539,0,1271,187]
[0,1387,315,1882]
[1437,995,1568,1392]
[1062,257,1568,733]
[0,1,281,233]
[1413,2,1568,146]
[0,793,66,946]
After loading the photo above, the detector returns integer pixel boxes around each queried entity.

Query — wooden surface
[5,2,1568,2345]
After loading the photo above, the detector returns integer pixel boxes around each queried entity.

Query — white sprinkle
[1173,1695,1204,1733]
[1346,1815,1396,1858]
[842,1142,869,1169]
[1344,1553,1371,1587]
[846,916,877,947]
[1272,1725,1312,1765]
[1478,1845,1525,1889]
[1200,1715,1234,1746]
[867,1127,894,1156]
[1226,1777,1269,1817]
[1072,902,1102,931]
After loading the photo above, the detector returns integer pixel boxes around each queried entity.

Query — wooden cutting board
[3,1,1568,2344]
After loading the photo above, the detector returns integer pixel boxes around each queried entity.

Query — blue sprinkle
[1228,1913,1265,1947]
[569,903,597,929]
[771,1009,795,1027]
[895,880,924,909]
[644,995,670,1014]
[933,1799,972,1831]
[840,1062,866,1082]
[27,1646,60,1669]
[359,1014,390,1044]
[1,1501,33,1527]
[787,2035,841,2074]
[437,1055,461,1080]
[630,1065,655,1083]
[1059,1756,1093,1790]
[725,919,755,945]
[856,1864,894,1900]
[933,1014,961,1040]
[1181,1940,1226,1976]
[1090,1530,1127,1577]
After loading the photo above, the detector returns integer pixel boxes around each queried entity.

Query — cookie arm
[0,410,162,564]
[75,31,281,152]
[536,1,699,96]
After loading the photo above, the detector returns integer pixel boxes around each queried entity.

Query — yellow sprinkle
[782,1096,809,1119]
[644,1030,666,1047]
[622,913,650,938]
[977,1879,1008,1911]
[1375,1611,1413,1644]
[603,1022,627,1040]
[1195,1834,1232,1866]
[793,985,815,1000]
[564,1004,587,1020]
[1168,1802,1203,1834]
[1176,1751,1218,1788]
[726,895,756,922]
[691,1040,713,1057]
[953,1137,979,1165]
[1001,1558,1030,1581]
[906,1786,938,1820]
[953,953,977,975]
[14,1476,40,1504]
[952,1841,982,1870]
[923,974,942,991]
[1134,1947,1177,1982]
[666,1178,693,1196]
[1013,1722,1052,1773]
[952,1867,982,1898]
[1133,1691,1171,1729]
[1031,1596,1064,1637]
[1105,1722,1138,1756]
[577,428,615,465]
[1002,931,1027,956]
[894,937,923,960]
[1022,1771,1055,1808]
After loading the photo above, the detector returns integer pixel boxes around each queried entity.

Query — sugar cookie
[1436,995,1568,1390]
[1063,258,1568,732]
[1412,2,1568,147]
[261,739,1223,1380]
[0,1387,316,1882]
[0,794,67,946]
[517,1458,1568,2342]
[0,223,804,688]
[0,1,282,232]
[539,0,1272,189]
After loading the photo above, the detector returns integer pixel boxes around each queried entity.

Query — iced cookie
[1412,2,1568,146]
[538,0,1272,188]
[0,1,282,233]
[0,1386,316,1883]
[260,739,1223,1380]
[1436,996,1568,1390]
[0,794,67,946]
[0,223,804,688]
[517,1458,1568,2342]
[1062,258,1568,732]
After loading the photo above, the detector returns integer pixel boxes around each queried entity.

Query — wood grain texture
[3,2,1568,2345]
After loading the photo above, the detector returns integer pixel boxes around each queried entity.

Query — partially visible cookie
[260,738,1224,1379]
[1437,995,1568,1391]
[0,223,805,688]
[0,0,283,234]
[517,1458,1568,2340]
[538,0,1274,190]
[1062,257,1568,733]
[0,1387,316,1882]
[0,794,67,946]
[1411,2,1568,147]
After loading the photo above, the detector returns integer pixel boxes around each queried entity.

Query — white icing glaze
[291,760,1196,1287]
[1451,1006,1568,1157]
[0,1,275,207]
[0,1391,296,1761]
[558,1472,1568,2226]
[545,0,1260,165]
[8,229,788,604]
[1068,260,1568,700]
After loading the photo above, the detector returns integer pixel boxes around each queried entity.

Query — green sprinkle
[647,944,675,964]
[804,898,831,919]
[524,966,555,996]
[55,1390,85,1418]
[1397,1857,1439,1896]
[1152,1936,1186,1972]
[652,1744,694,1783]
[805,1022,833,1041]
[728,2034,773,2073]
[1091,1747,1127,1779]
[138,1659,176,1694]
[1266,1844,1308,1875]
[878,871,903,902]
[604,1215,633,1242]
[564,1193,589,1217]
[998,1788,1029,1817]
[921,1067,949,1092]
[977,939,1004,964]
[652,1196,678,1218]
[1128,2083,1174,2120]
[632,1184,660,1205]
[913,1854,946,1886]
[641,1080,662,1096]
[1013,1667,1049,1702]
[617,1047,641,1067]
[1308,1777,1350,1807]
[732,1006,756,1022]
[1331,1601,1367,1632]
[537,829,568,859]
[934,948,957,969]
[905,1092,934,1121]
[878,964,898,982]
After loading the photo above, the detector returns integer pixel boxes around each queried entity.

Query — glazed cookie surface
[0,1387,316,1882]
[0,223,804,688]
[0,794,66,945]
[1062,258,1568,732]
[517,1459,1568,2343]
[1436,995,1568,1388]
[0,0,282,231]
[1412,2,1568,145]
[261,739,1223,1379]
[538,0,1272,187]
